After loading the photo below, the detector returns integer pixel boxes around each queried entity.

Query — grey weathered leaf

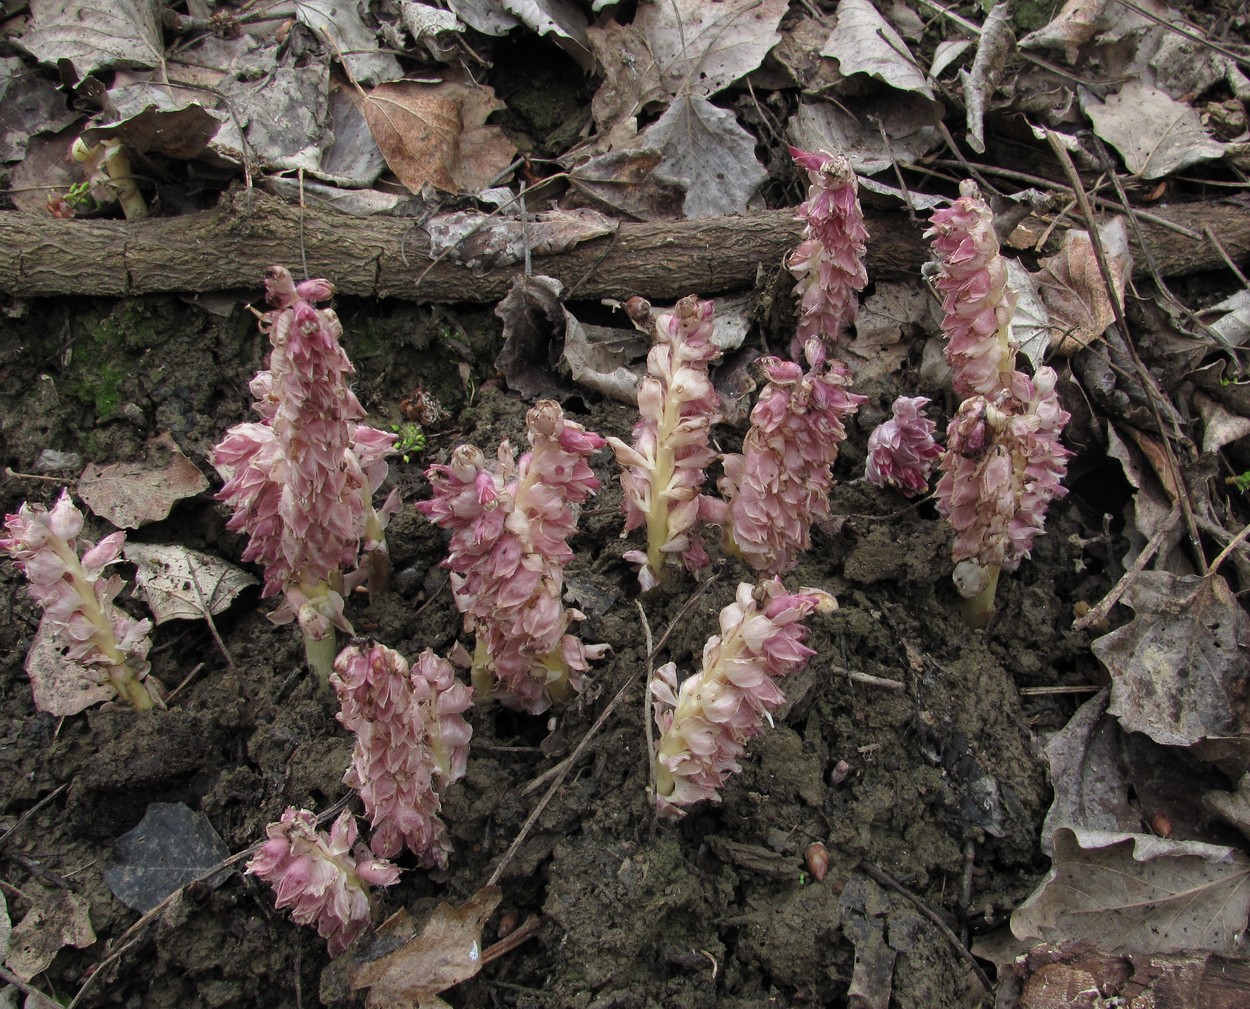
[4,889,95,983]
[103,803,231,913]
[1040,690,1138,853]
[123,543,257,625]
[789,96,941,177]
[962,4,1013,154]
[20,0,163,78]
[503,0,592,71]
[1012,827,1250,955]
[0,58,80,162]
[1094,571,1250,747]
[635,95,766,218]
[822,0,934,98]
[294,0,402,86]
[633,0,788,99]
[1083,81,1227,179]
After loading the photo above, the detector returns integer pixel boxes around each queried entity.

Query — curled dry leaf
[822,0,935,100]
[123,542,256,624]
[343,886,502,1009]
[493,275,574,400]
[19,0,164,78]
[1035,218,1130,355]
[962,4,1014,155]
[78,432,209,529]
[1012,826,1250,955]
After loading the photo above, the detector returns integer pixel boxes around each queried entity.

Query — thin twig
[1209,519,1250,577]
[1043,129,1207,576]
[830,666,905,691]
[1072,505,1181,632]
[0,784,67,850]
[856,858,994,995]
[498,578,719,890]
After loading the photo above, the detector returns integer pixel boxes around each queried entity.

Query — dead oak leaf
[345,886,502,1009]
[358,80,515,194]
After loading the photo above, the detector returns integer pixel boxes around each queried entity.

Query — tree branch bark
[3,190,1249,302]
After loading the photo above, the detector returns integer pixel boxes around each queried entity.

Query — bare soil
[0,285,1115,1009]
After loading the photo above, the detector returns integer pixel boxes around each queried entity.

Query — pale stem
[303,629,338,694]
[961,565,1001,629]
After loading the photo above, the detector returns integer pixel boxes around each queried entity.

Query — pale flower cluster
[246,808,399,957]
[865,396,943,498]
[212,266,398,671]
[332,642,473,868]
[716,342,865,575]
[651,580,836,817]
[607,295,722,591]
[935,368,1072,600]
[417,400,608,713]
[786,147,868,358]
[1,490,159,710]
[926,180,1016,398]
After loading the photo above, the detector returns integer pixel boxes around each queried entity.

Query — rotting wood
[3,190,1249,302]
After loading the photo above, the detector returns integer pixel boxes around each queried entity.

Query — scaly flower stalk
[332,643,472,868]
[1,491,159,711]
[786,147,868,359]
[606,295,721,591]
[650,579,836,817]
[926,180,1017,397]
[865,396,943,497]
[417,400,608,713]
[247,808,399,957]
[716,341,865,576]
[935,367,1071,626]
[212,266,399,689]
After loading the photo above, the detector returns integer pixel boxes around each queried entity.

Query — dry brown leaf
[78,432,208,529]
[4,889,95,982]
[346,886,502,1009]
[24,617,118,716]
[123,542,256,624]
[1012,827,1250,955]
[358,80,515,195]
[1094,571,1250,748]
[1035,218,1130,355]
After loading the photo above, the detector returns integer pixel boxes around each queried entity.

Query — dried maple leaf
[344,886,502,1009]
[357,79,515,194]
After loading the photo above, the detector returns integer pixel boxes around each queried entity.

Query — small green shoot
[391,422,426,464]
[1227,471,1250,494]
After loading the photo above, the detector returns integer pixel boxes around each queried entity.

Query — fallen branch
[3,190,1250,302]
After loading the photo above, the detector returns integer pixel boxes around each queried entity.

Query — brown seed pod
[805,842,829,882]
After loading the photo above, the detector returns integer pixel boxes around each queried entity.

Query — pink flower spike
[786,147,868,359]
[211,266,399,688]
[1,490,159,711]
[332,643,472,867]
[417,400,607,713]
[651,579,836,817]
[606,295,722,590]
[865,396,943,497]
[247,807,399,957]
[926,180,1017,398]
[934,367,1071,625]
[719,343,866,575]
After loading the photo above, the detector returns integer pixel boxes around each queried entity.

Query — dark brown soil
[0,289,1112,1008]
